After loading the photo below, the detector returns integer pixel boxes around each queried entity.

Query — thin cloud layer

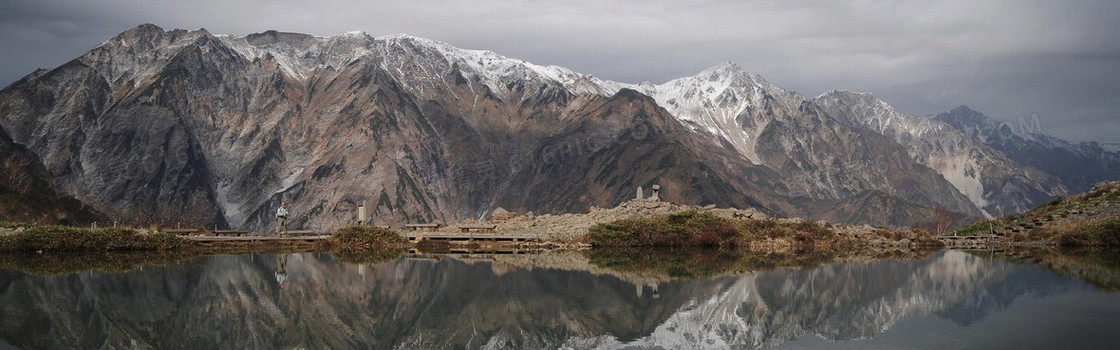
[1,0,1117,141]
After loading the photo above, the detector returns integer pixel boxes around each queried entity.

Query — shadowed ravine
[0,250,1118,349]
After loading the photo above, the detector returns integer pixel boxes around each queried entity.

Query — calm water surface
[1,250,1119,349]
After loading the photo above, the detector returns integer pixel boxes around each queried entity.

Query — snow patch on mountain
[373,34,624,98]
[210,30,803,166]
[603,62,801,164]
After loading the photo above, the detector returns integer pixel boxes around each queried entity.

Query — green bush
[587,210,740,247]
[949,217,1013,236]
[332,225,408,249]
[735,219,833,244]
[586,210,840,248]
[0,225,190,252]
[1035,196,1064,210]
[0,221,34,229]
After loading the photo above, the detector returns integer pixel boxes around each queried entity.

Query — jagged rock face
[934,106,1120,193]
[0,125,101,224]
[623,64,980,220]
[0,26,240,226]
[0,25,788,229]
[0,23,1089,229]
[754,102,980,216]
[0,251,1083,349]
[813,91,1069,217]
[498,89,785,215]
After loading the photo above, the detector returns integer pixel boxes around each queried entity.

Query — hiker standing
[276,201,289,235]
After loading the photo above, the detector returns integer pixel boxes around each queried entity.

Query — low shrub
[586,210,839,248]
[735,219,833,244]
[949,218,1013,236]
[1033,214,1120,247]
[0,221,34,229]
[332,225,408,249]
[1034,196,1064,210]
[587,210,740,247]
[0,225,190,252]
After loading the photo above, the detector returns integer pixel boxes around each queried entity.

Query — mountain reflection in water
[1,250,1119,349]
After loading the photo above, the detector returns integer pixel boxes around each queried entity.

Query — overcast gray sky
[2,0,1118,142]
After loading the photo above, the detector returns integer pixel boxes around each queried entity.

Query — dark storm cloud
[2,0,1117,141]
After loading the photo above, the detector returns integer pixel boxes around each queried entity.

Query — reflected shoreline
[2,246,1120,349]
[4,245,1117,290]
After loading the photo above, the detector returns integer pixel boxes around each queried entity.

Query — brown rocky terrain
[949,180,1120,247]
[433,198,940,252]
[449,199,767,239]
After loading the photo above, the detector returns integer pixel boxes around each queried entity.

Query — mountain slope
[1,25,795,229]
[619,64,981,218]
[934,106,1120,193]
[9,24,1093,229]
[813,91,1068,217]
[0,124,102,224]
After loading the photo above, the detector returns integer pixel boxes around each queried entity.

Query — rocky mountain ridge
[933,105,1120,194]
[1,24,1109,230]
[813,91,1069,217]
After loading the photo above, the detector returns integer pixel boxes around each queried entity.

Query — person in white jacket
[276,201,289,235]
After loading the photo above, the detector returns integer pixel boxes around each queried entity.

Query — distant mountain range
[1,24,1115,229]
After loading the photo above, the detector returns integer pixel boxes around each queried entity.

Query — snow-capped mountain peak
[369,33,627,97]
[610,61,803,164]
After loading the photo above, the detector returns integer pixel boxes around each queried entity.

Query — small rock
[491,207,519,221]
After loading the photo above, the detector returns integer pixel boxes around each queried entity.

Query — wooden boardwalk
[407,233,539,244]
[187,234,331,243]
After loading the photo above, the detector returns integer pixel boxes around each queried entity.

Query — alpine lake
[1,247,1119,349]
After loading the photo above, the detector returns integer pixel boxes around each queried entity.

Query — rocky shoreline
[6,181,1118,255]
[427,199,942,251]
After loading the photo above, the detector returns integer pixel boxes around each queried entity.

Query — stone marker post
[358,202,367,224]
[636,186,644,201]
